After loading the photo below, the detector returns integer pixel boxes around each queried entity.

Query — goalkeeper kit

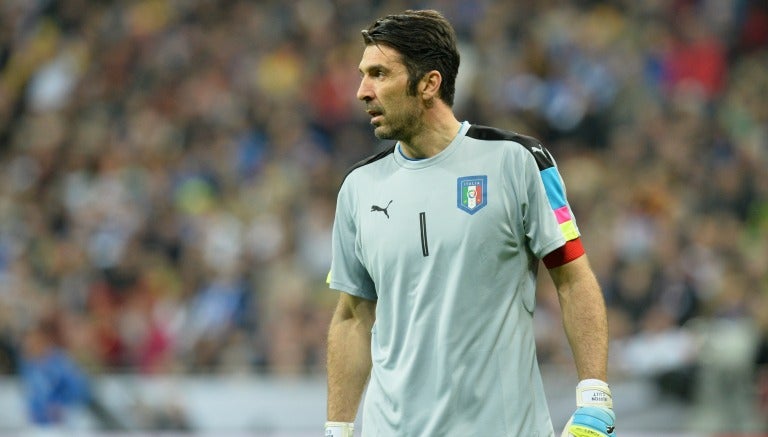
[325,379,615,436]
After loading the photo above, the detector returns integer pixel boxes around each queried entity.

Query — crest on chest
[457,175,488,215]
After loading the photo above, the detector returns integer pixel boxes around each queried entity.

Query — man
[325,10,615,437]
[20,318,91,427]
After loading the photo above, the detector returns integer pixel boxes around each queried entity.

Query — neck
[399,106,461,159]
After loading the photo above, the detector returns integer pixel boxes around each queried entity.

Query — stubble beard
[372,104,425,144]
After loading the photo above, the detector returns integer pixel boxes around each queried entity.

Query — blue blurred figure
[19,317,91,426]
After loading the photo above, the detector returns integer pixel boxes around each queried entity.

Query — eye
[359,66,388,80]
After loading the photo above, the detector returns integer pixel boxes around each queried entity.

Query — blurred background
[0,0,766,435]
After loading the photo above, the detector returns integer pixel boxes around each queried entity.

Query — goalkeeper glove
[325,421,354,437]
[561,379,615,437]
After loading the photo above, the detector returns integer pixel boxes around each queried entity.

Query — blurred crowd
[0,0,766,429]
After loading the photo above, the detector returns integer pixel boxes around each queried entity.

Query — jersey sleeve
[328,177,377,300]
[520,145,581,260]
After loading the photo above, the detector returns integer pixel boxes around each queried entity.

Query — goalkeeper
[325,9,615,437]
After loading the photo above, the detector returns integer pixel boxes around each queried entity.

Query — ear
[419,70,442,102]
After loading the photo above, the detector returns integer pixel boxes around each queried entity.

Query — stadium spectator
[19,315,91,426]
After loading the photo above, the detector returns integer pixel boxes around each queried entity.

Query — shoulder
[341,145,396,185]
[465,124,554,170]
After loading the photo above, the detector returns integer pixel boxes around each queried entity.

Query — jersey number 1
[419,212,429,257]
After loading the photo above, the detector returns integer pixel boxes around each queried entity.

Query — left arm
[548,254,608,381]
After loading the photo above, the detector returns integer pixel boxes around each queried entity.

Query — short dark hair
[361,10,460,107]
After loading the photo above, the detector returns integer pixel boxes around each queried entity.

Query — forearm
[552,257,608,381]
[327,309,373,421]
[561,290,608,380]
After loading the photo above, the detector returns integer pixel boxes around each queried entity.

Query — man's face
[357,44,424,141]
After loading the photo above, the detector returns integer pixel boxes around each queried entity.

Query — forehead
[358,44,405,71]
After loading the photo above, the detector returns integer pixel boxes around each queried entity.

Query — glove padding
[325,421,354,437]
[561,406,615,437]
[561,379,615,437]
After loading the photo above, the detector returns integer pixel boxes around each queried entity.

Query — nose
[357,76,373,102]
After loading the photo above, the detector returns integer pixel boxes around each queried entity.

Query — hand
[561,406,615,437]
[325,421,354,437]
[561,379,615,437]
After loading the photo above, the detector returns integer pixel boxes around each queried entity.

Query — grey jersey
[329,122,579,436]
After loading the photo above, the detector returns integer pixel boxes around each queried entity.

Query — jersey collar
[393,121,470,169]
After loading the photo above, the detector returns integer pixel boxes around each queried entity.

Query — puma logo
[606,425,615,434]
[530,144,553,164]
[371,200,393,218]
[531,145,546,156]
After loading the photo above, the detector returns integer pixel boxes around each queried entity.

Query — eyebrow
[358,63,389,75]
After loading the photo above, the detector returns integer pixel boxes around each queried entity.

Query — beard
[371,101,425,142]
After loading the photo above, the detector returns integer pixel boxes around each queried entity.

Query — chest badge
[457,175,488,215]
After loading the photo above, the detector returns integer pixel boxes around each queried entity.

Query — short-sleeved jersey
[329,122,580,437]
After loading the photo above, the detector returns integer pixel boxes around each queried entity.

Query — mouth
[367,108,384,124]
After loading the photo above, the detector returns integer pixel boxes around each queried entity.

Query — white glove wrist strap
[576,378,613,409]
[325,421,354,437]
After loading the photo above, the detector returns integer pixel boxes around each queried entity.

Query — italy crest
[457,175,488,214]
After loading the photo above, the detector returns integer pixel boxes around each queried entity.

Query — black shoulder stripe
[466,124,554,170]
[340,145,396,185]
